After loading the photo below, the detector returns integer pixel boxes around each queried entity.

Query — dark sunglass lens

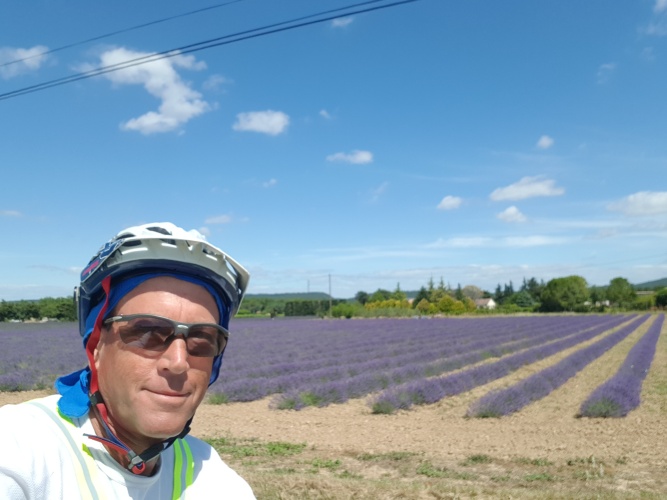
[186,326,221,357]
[120,316,174,351]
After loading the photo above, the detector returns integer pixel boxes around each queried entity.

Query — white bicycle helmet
[76,222,249,337]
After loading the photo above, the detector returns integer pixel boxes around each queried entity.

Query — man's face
[94,276,216,449]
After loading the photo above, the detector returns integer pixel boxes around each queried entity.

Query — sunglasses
[103,314,228,357]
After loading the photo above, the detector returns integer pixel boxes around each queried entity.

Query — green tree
[462,285,483,300]
[429,287,447,303]
[369,288,392,303]
[493,284,503,304]
[521,277,545,302]
[655,288,667,308]
[415,298,431,314]
[508,290,535,309]
[540,275,590,312]
[391,283,407,301]
[436,295,466,314]
[462,296,477,312]
[589,286,606,306]
[354,291,369,305]
[412,287,429,308]
[605,277,636,308]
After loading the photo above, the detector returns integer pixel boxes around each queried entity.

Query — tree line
[2,275,666,322]
[0,297,76,322]
[342,275,667,318]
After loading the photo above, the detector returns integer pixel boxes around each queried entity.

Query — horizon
[4,275,666,303]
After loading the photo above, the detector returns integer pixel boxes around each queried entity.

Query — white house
[474,298,497,310]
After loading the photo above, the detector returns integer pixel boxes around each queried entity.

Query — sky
[1,0,666,301]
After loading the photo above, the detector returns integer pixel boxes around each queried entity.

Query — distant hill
[634,277,667,290]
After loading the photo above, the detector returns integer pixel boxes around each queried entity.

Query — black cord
[0,0,422,102]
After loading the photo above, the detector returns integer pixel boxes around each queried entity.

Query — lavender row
[578,314,664,418]
[268,315,630,410]
[0,322,86,391]
[219,320,574,403]
[219,315,621,386]
[466,314,651,418]
[220,316,599,382]
[369,314,634,413]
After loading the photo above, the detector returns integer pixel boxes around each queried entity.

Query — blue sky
[1,0,666,301]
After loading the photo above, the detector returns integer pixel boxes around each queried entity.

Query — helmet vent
[147,226,172,236]
[121,240,142,248]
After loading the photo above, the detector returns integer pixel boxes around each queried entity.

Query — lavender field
[0,321,86,391]
[579,313,665,418]
[0,314,663,419]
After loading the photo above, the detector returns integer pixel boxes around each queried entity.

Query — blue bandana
[56,272,229,418]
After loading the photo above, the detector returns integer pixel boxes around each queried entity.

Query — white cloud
[426,235,566,249]
[263,178,278,188]
[319,109,332,119]
[497,206,527,223]
[501,236,567,247]
[437,195,463,211]
[97,47,209,134]
[332,17,354,28]
[1,210,21,217]
[233,110,290,136]
[326,150,373,164]
[202,74,231,90]
[608,191,667,216]
[427,237,491,249]
[646,20,667,36]
[645,2,667,36]
[641,46,656,61]
[370,181,389,203]
[596,62,616,84]
[536,135,554,150]
[0,45,49,79]
[490,176,565,201]
[205,214,233,224]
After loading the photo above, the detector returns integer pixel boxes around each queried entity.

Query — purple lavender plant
[579,314,664,418]
[370,314,632,413]
[466,315,651,418]
[0,322,85,391]
[227,316,624,409]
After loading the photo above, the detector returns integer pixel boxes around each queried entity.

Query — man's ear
[92,331,105,366]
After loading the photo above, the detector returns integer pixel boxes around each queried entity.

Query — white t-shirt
[0,395,255,499]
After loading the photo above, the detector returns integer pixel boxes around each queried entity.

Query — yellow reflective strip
[28,401,102,500]
[182,438,195,489]
[172,440,184,500]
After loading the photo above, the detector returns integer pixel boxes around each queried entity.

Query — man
[0,223,256,498]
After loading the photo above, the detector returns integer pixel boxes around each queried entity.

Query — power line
[0,0,422,102]
[0,0,244,70]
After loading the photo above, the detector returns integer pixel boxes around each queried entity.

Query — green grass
[524,472,556,482]
[357,451,415,462]
[202,435,666,499]
[205,436,307,460]
[461,454,493,466]
[207,393,229,405]
[514,457,555,467]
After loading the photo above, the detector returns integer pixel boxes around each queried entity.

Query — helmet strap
[86,391,192,475]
